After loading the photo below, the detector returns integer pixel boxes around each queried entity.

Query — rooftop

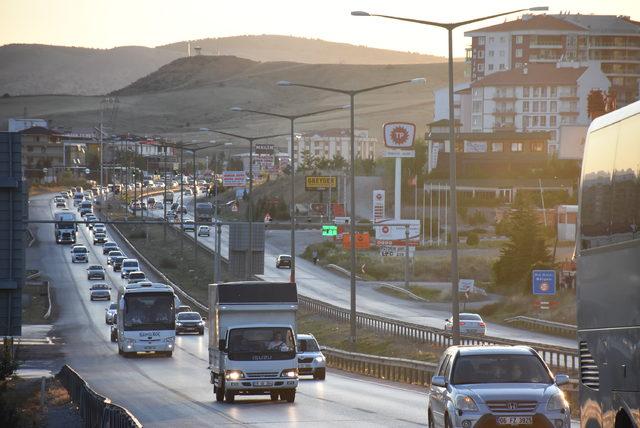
[472,64,586,87]
[426,131,551,141]
[465,14,584,34]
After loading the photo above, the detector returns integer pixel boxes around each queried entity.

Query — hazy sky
[1,0,638,57]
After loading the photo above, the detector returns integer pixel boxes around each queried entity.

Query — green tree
[493,195,552,291]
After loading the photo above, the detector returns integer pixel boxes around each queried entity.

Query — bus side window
[611,114,640,244]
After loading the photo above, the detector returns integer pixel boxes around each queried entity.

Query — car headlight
[280,368,298,378]
[455,395,479,411]
[314,356,325,363]
[225,370,245,380]
[547,392,568,411]
[199,321,205,326]
[176,322,182,326]
[124,338,135,346]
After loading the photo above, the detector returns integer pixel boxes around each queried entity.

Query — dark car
[112,255,127,271]
[102,242,119,255]
[175,312,205,335]
[176,305,192,314]
[276,255,292,269]
[89,283,111,301]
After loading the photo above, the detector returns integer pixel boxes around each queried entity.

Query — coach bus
[577,100,639,427]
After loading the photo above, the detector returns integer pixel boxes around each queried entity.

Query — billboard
[374,219,420,246]
[255,143,274,155]
[305,176,337,191]
[383,122,416,148]
[372,190,385,223]
[223,171,247,187]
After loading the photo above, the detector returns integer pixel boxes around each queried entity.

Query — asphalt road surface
[30,193,429,427]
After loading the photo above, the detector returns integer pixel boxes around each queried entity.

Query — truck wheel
[313,368,326,380]
[215,382,224,402]
[284,390,295,403]
[165,351,173,358]
[118,347,123,355]
[270,392,279,401]
[224,391,235,403]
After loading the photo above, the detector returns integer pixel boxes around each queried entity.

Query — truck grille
[245,371,279,379]
[579,341,600,390]
[486,401,538,413]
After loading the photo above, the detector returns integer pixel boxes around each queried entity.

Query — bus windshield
[123,293,175,331]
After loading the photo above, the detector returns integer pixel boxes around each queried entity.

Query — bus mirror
[218,339,226,351]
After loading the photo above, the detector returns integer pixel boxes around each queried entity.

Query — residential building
[465,13,640,105]
[461,63,610,153]
[289,129,377,167]
[19,126,64,180]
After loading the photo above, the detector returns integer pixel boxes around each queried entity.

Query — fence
[57,365,142,428]
[505,316,577,336]
[299,295,579,372]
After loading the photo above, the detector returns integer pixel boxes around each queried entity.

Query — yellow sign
[305,176,337,191]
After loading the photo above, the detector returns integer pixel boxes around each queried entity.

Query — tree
[493,194,552,291]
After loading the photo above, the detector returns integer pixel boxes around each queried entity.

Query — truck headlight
[225,370,245,380]
[314,356,325,363]
[280,368,297,378]
[547,392,568,411]
[455,395,479,411]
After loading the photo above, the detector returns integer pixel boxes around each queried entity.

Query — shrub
[160,258,177,269]
[128,230,146,239]
[466,232,480,246]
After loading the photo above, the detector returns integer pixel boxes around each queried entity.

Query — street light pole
[278,78,426,344]
[230,105,348,283]
[351,5,548,345]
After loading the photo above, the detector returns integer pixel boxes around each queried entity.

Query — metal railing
[505,316,576,336]
[57,365,142,428]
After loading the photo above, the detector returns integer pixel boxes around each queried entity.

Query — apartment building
[461,63,610,153]
[465,13,640,105]
[19,126,64,178]
[289,129,377,167]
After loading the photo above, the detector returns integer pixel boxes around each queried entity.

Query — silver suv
[427,346,570,428]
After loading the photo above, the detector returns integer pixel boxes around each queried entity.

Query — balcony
[492,94,517,101]
[529,54,562,62]
[493,123,516,132]
[559,110,579,116]
[530,43,563,49]
[493,108,516,116]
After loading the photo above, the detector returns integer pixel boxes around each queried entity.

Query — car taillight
[479,322,486,327]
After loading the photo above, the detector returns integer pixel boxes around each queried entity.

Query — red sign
[342,233,371,250]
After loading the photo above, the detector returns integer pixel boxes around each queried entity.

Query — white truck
[208,281,299,403]
[54,211,77,244]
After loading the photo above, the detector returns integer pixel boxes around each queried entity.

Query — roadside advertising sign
[223,171,247,187]
[532,270,556,295]
[458,279,475,293]
[305,176,337,191]
[372,190,385,223]
[380,245,415,257]
[374,219,420,247]
[255,143,274,155]
[342,233,370,250]
[383,122,416,148]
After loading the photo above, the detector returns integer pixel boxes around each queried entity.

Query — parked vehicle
[296,334,326,380]
[276,255,292,269]
[89,283,111,301]
[208,281,298,403]
[427,345,570,428]
[444,313,486,336]
[71,246,89,263]
[87,265,106,280]
[176,312,205,335]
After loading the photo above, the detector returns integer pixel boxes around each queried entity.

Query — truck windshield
[123,293,175,331]
[228,327,295,361]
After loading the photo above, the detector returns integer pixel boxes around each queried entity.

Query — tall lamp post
[229,105,348,283]
[277,77,426,343]
[207,130,289,280]
[351,6,548,345]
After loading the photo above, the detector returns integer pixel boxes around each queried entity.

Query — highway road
[146,194,577,350]
[30,193,429,426]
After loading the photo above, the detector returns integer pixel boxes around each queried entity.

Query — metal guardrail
[299,295,579,371]
[505,316,577,335]
[323,346,437,386]
[57,365,143,428]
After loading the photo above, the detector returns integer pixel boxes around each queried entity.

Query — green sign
[322,225,338,236]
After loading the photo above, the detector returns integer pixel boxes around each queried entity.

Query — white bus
[116,282,176,357]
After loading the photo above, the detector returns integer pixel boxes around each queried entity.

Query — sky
[1,0,639,57]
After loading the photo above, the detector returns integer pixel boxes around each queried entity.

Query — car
[276,255,292,269]
[87,265,106,280]
[427,345,571,428]
[197,225,210,237]
[93,224,106,235]
[126,271,147,284]
[61,191,70,198]
[102,242,119,255]
[55,200,67,208]
[85,215,97,229]
[71,246,89,263]
[120,259,140,278]
[112,255,128,272]
[107,250,124,265]
[105,302,117,324]
[176,305,192,314]
[93,232,107,245]
[183,220,195,232]
[130,201,141,212]
[175,311,205,335]
[89,283,111,301]
[296,333,326,380]
[155,201,164,210]
[444,313,486,336]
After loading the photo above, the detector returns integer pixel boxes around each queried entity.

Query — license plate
[497,416,533,425]
[299,364,311,368]
[254,381,273,386]
[144,346,156,350]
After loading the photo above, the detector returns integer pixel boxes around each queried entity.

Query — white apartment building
[289,129,377,167]
[460,63,610,153]
[465,13,640,106]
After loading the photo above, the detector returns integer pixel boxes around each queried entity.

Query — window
[541,87,547,97]
[515,62,523,68]
[523,101,529,112]
[499,64,505,70]
[533,101,539,112]
[500,36,505,43]
[473,101,482,113]
[511,142,524,152]
[532,116,539,126]
[531,142,544,152]
[523,87,530,97]
[523,116,530,127]
[27,146,33,153]
[570,101,578,112]
[478,50,484,59]
[492,142,504,152]
[540,116,547,127]
[489,50,494,57]
[516,35,524,44]
[550,115,557,127]
[41,147,46,153]
[549,130,557,141]
[541,101,547,112]
[499,50,505,57]
[478,37,485,46]
[550,86,557,97]
[489,37,495,43]
[488,64,494,71]
[477,63,484,72]
[516,48,523,58]
[438,354,451,376]
[534,87,541,98]
[472,115,482,127]
[472,88,482,98]
[550,101,557,113]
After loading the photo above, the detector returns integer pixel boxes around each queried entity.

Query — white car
[197,225,210,236]
[105,302,117,324]
[127,271,147,284]
[120,259,140,278]
[183,220,195,232]
[444,313,486,336]
[70,246,89,263]
[296,333,326,380]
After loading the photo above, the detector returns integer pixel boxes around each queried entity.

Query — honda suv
[427,346,570,428]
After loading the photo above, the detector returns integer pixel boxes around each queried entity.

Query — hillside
[0,44,182,96]
[158,35,446,65]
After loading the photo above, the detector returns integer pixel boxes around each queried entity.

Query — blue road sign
[532,270,556,295]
